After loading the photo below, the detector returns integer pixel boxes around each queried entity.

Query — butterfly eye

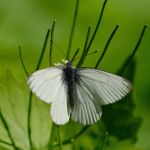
[65,60,71,66]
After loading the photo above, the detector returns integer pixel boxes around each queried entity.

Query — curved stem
[36,29,50,70]
[53,126,90,147]
[86,0,108,53]
[118,24,148,76]
[27,92,33,149]
[72,49,100,62]
[66,0,80,59]
[18,45,29,77]
[71,48,80,62]
[0,110,17,150]
[57,125,62,150]
[49,21,56,66]
[27,29,50,150]
[76,26,91,68]
[99,132,109,150]
[95,24,119,68]
[48,123,56,149]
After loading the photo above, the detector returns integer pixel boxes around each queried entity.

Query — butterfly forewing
[78,68,132,105]
[28,67,63,103]
[28,66,70,125]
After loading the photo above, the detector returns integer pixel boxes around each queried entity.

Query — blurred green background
[0,0,150,150]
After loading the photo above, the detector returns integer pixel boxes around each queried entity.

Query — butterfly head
[65,60,72,67]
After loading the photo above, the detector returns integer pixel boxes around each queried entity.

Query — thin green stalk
[71,48,80,62]
[18,45,32,149]
[99,132,109,150]
[86,0,108,53]
[27,92,33,149]
[76,26,91,68]
[27,29,50,150]
[66,0,80,59]
[0,110,17,150]
[48,123,56,149]
[72,49,100,62]
[118,24,148,76]
[56,125,62,150]
[53,126,90,147]
[95,24,119,68]
[82,26,91,56]
[49,21,56,66]
[36,29,50,70]
[19,45,29,77]
[19,45,31,147]
[86,49,100,56]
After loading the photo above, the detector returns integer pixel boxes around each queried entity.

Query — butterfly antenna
[50,39,67,58]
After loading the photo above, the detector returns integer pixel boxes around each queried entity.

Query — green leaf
[0,70,52,150]
[0,70,29,149]
[104,137,142,150]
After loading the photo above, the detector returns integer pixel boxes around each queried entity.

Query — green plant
[0,0,148,150]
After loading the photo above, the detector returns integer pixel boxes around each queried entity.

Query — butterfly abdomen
[63,65,79,110]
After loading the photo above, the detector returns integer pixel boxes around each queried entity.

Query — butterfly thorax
[63,61,79,110]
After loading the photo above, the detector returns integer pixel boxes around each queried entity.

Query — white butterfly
[28,60,132,125]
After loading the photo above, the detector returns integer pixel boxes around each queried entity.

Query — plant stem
[27,29,50,150]
[99,132,109,150]
[56,125,62,150]
[18,45,29,77]
[72,49,100,62]
[76,26,91,68]
[71,48,80,62]
[95,24,119,68]
[118,24,148,76]
[86,0,108,53]
[48,123,56,150]
[66,0,80,59]
[49,21,56,66]
[53,126,90,147]
[86,49,100,56]
[27,92,33,149]
[36,29,50,70]
[0,110,17,150]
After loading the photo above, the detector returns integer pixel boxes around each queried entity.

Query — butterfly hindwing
[71,83,102,125]
[51,83,70,125]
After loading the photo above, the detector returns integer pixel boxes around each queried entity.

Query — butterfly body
[28,60,132,125]
[62,61,79,109]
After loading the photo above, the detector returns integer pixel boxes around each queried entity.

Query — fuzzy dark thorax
[63,61,79,110]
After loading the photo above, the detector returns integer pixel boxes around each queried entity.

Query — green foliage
[0,0,149,150]
[0,71,52,150]
[104,138,142,150]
